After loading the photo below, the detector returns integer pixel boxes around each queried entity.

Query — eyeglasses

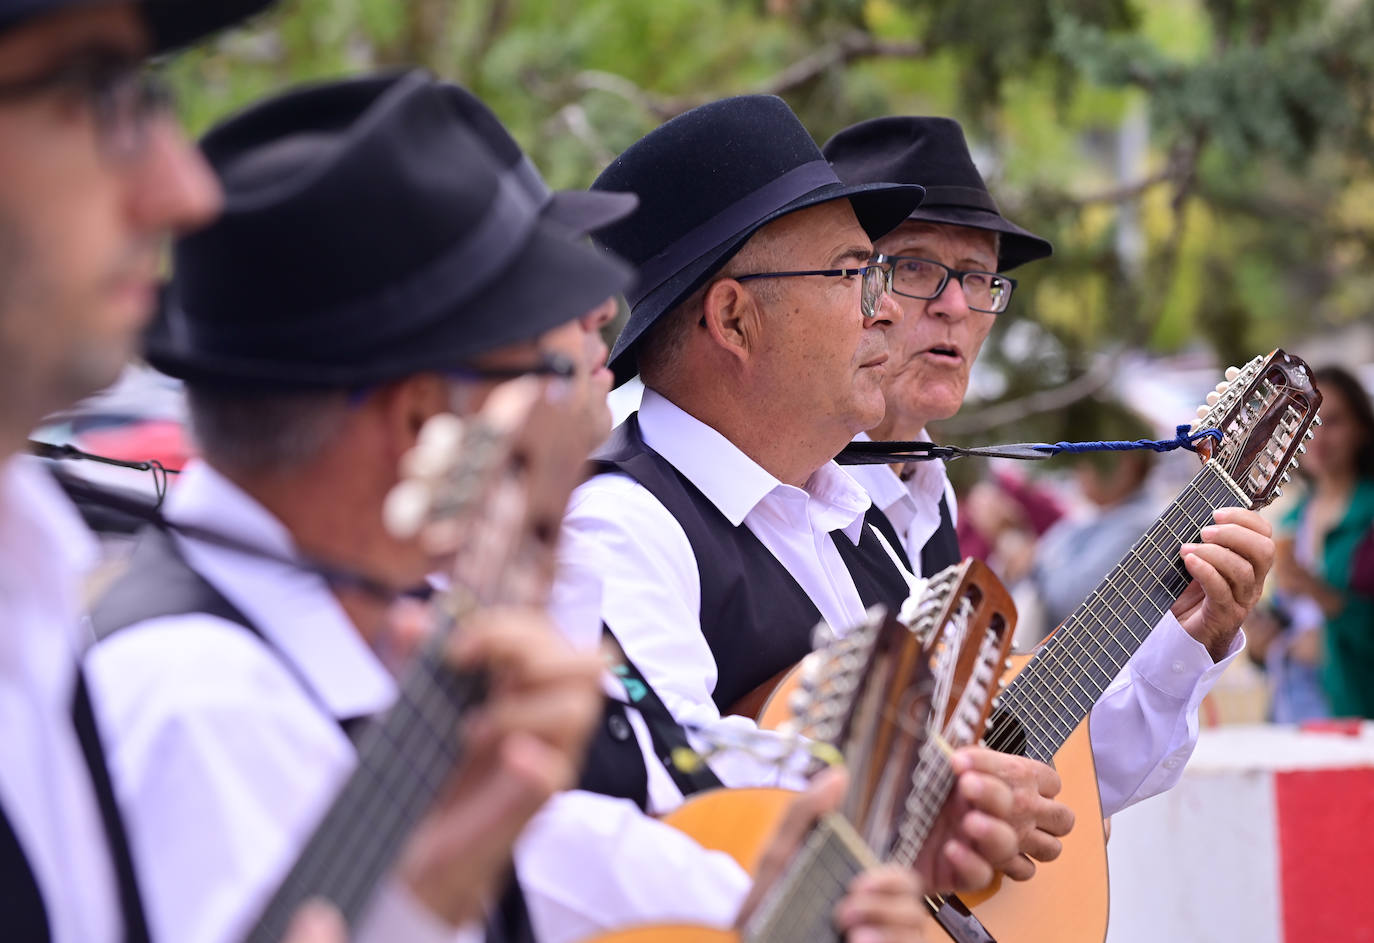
[887,256,1016,314]
[0,52,173,165]
[733,256,895,321]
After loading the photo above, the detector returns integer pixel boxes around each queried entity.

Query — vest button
[607,713,632,742]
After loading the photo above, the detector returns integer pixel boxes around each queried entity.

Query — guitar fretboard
[987,462,1247,763]
[744,815,874,942]
[243,630,485,943]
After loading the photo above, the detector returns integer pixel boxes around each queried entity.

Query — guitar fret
[994,463,1236,761]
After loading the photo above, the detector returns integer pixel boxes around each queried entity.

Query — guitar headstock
[914,558,1017,754]
[1189,349,1322,509]
[383,375,587,612]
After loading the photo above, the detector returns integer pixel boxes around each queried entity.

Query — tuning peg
[1206,391,1220,406]
[1296,444,1306,455]
[1225,366,1240,380]
[383,479,432,539]
[1273,487,1283,499]
[1196,406,1210,419]
[1280,472,1291,485]
[1314,415,1323,427]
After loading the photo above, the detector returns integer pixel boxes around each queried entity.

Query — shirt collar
[636,389,872,543]
[163,460,397,721]
[0,457,101,657]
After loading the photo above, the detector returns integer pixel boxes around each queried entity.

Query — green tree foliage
[168,0,1374,443]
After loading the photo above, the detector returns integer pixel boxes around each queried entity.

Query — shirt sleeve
[1088,612,1244,816]
[556,475,809,796]
[514,791,750,943]
[85,616,460,943]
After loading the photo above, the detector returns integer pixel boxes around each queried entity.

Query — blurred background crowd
[53,0,1374,723]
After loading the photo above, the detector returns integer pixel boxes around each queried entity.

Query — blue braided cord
[1034,424,1223,456]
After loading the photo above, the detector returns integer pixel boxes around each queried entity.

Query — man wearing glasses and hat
[553,93,1048,899]
[0,1,345,941]
[824,116,1273,869]
[79,71,627,943]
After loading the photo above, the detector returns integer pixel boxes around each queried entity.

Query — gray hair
[186,384,350,474]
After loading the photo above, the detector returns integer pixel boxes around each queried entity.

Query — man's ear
[701,278,760,367]
[375,373,449,458]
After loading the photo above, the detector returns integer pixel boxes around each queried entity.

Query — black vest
[920,495,961,575]
[90,526,534,943]
[591,415,914,712]
[0,673,153,943]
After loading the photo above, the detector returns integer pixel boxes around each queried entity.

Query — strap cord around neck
[837,424,1223,465]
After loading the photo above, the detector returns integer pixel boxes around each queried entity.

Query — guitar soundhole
[984,707,1029,758]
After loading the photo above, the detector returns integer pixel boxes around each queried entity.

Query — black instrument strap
[602,626,724,797]
[72,671,152,943]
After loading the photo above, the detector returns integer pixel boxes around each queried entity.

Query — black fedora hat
[0,0,276,52]
[823,116,1052,272]
[442,83,638,237]
[593,94,924,384]
[145,70,634,390]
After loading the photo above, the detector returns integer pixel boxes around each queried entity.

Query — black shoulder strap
[919,495,961,576]
[603,625,724,797]
[90,526,255,641]
[0,801,51,943]
[72,672,152,943]
[91,526,371,742]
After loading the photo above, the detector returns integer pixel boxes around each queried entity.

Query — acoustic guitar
[241,375,589,942]
[592,557,1017,942]
[920,349,1323,943]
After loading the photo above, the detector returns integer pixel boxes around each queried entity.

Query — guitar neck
[744,814,875,942]
[991,461,1248,763]
[243,636,486,943]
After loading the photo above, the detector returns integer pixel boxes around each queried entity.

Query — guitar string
[983,469,1234,756]
[986,473,1224,756]
[251,472,534,934]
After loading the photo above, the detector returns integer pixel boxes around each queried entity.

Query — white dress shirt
[0,457,120,943]
[85,460,475,943]
[846,451,1244,815]
[557,390,919,796]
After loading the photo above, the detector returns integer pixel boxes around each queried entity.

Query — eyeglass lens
[892,258,1011,313]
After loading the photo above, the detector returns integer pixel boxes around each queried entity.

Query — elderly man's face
[739,199,902,442]
[871,221,999,438]
[0,2,221,436]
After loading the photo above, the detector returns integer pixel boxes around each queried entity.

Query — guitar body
[657,787,796,871]
[930,651,1109,943]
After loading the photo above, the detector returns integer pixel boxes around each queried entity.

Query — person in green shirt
[1276,365,1374,718]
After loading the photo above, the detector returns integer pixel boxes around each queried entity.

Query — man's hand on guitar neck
[396,607,603,926]
[913,748,1023,893]
[740,768,933,942]
[944,748,1075,882]
[1172,507,1275,662]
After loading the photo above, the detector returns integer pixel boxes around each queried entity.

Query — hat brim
[544,189,640,237]
[145,221,634,390]
[607,179,923,385]
[0,0,272,51]
[903,204,1052,272]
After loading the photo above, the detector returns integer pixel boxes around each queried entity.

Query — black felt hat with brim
[593,94,925,385]
[823,116,1052,273]
[145,70,635,390]
[0,0,276,53]
[441,83,639,237]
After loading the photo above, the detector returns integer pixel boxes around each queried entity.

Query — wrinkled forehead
[0,3,148,82]
[874,220,999,266]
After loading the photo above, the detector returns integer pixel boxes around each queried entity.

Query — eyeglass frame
[731,255,895,321]
[884,255,1017,314]
[0,50,174,165]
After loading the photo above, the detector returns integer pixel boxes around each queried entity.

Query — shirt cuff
[356,878,478,943]
[1127,612,1244,701]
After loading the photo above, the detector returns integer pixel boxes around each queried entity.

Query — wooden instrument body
[928,651,1109,943]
